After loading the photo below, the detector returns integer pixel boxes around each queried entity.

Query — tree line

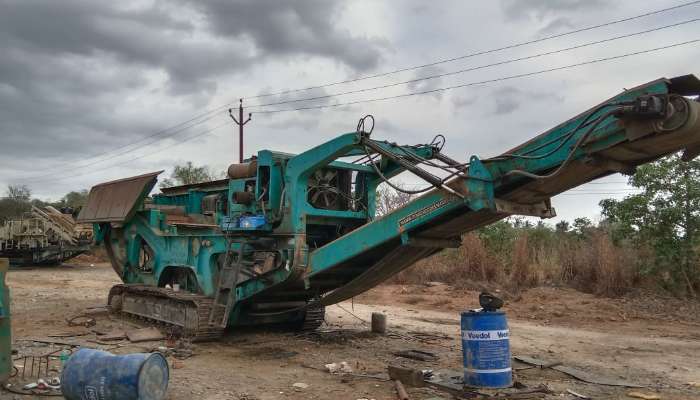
[0,185,88,222]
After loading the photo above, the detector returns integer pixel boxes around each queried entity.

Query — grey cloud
[411,5,430,15]
[495,97,520,115]
[500,0,611,36]
[264,116,322,133]
[406,66,444,99]
[538,17,575,35]
[451,95,477,110]
[254,86,334,111]
[0,1,385,93]
[0,0,387,180]
[501,0,608,21]
[181,0,387,72]
[490,86,563,115]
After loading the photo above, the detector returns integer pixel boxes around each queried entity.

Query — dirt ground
[2,261,700,400]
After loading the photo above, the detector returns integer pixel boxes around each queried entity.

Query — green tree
[7,184,30,201]
[160,162,221,188]
[478,219,518,266]
[555,220,570,233]
[62,190,89,209]
[0,184,32,222]
[600,153,700,297]
[572,217,594,237]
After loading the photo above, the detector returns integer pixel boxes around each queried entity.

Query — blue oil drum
[61,349,169,400]
[461,310,512,388]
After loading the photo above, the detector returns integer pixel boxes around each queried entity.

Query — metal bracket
[494,199,556,219]
[465,156,495,212]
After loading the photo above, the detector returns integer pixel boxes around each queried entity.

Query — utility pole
[229,99,252,163]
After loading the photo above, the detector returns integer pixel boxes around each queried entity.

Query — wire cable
[21,115,231,182]
[16,39,699,185]
[253,39,700,114]
[504,109,621,180]
[19,121,231,185]
[488,103,618,161]
[13,104,231,180]
[11,15,698,180]
[363,145,436,195]
[247,18,700,110]
[13,2,697,180]
[245,0,700,101]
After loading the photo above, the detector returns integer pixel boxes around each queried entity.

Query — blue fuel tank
[61,349,169,400]
[461,310,512,388]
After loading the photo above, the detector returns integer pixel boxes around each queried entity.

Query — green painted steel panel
[0,258,10,383]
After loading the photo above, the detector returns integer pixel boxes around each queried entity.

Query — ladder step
[208,244,245,327]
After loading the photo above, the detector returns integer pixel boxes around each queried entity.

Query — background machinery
[79,74,700,340]
[0,206,92,266]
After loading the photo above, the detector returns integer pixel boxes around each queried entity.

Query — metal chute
[77,171,162,223]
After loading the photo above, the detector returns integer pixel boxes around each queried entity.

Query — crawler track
[108,285,325,341]
[300,303,326,331]
[108,284,225,342]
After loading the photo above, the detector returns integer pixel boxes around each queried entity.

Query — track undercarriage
[103,226,325,340]
[108,284,325,341]
[108,284,224,341]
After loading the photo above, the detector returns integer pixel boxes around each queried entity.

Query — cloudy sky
[0,0,698,223]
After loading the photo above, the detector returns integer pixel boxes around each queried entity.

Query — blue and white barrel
[61,349,169,400]
[461,310,512,388]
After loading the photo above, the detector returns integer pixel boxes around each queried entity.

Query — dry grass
[392,233,503,285]
[390,230,638,298]
[566,232,637,296]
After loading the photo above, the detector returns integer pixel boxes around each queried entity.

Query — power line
[245,0,700,101]
[21,115,230,182]
[20,121,231,185]
[247,18,699,110]
[253,39,700,114]
[19,39,699,185]
[13,103,232,180]
[10,2,697,178]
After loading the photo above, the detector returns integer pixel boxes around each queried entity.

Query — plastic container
[61,349,169,400]
[461,310,512,388]
[239,214,266,229]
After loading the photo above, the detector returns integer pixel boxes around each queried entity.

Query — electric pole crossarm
[229,98,252,163]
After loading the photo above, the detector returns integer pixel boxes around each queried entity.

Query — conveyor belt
[312,207,502,306]
[304,95,700,306]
